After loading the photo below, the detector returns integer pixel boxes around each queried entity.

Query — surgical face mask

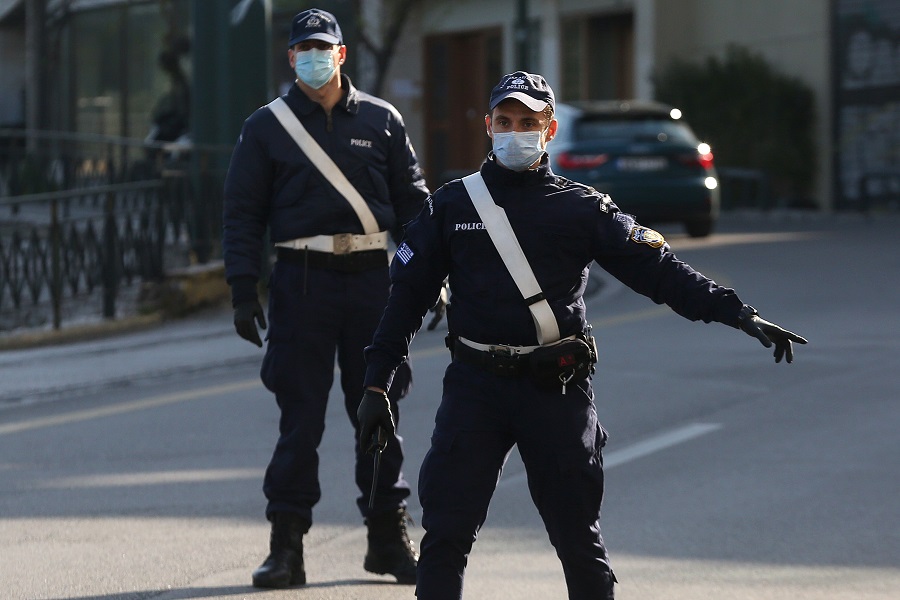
[491,130,545,171]
[294,48,336,89]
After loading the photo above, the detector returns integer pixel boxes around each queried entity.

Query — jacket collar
[480,153,554,187]
[287,74,360,116]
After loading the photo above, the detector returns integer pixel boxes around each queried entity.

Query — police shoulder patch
[629,226,666,248]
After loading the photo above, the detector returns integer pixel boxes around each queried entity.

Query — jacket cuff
[229,276,258,308]
[716,294,746,328]
[363,353,398,392]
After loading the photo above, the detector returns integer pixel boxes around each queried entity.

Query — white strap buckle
[333,233,354,255]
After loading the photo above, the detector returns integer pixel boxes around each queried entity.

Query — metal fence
[0,129,231,333]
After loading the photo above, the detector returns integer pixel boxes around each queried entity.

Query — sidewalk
[0,302,260,407]
[0,259,251,407]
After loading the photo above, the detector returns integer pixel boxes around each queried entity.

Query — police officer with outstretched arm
[357,71,807,599]
[223,8,427,589]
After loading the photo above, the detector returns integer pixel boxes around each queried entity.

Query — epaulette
[597,193,613,213]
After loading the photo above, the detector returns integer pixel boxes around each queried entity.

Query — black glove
[738,305,808,363]
[426,279,450,331]
[357,388,394,453]
[233,300,267,347]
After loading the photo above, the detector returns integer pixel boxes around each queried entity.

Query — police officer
[223,8,427,589]
[357,71,807,600]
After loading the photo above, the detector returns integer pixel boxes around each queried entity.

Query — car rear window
[573,118,699,145]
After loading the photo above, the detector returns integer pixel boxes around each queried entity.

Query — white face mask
[491,130,545,171]
[294,48,336,89]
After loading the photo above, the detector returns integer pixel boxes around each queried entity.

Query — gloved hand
[357,388,394,453]
[738,304,808,363]
[233,300,267,347]
[426,278,450,331]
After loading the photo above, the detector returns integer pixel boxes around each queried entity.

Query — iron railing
[0,129,231,333]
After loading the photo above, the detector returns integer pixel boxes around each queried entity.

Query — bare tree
[353,0,421,97]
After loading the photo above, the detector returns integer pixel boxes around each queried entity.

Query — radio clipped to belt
[462,172,598,393]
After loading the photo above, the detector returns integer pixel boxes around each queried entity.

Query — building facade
[383,0,837,207]
[2,0,898,211]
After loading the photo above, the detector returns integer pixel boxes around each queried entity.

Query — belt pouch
[528,336,596,389]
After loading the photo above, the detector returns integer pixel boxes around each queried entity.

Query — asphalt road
[1,212,898,600]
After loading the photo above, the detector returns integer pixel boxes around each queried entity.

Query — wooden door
[424,28,503,189]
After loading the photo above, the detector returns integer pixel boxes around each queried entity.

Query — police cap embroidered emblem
[630,226,665,248]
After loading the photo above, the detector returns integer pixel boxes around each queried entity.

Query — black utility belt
[276,247,388,272]
[449,333,598,390]
[452,340,530,376]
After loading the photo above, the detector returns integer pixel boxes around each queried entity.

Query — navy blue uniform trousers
[260,260,411,524]
[416,360,616,600]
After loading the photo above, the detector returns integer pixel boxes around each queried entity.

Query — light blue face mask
[491,130,545,171]
[294,48,336,89]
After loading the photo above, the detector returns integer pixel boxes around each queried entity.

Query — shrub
[653,45,816,207]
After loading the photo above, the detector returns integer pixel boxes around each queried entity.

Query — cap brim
[288,32,342,47]
[490,91,548,112]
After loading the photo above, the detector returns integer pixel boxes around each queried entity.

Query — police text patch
[629,226,665,248]
[396,242,415,264]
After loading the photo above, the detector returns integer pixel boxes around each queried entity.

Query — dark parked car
[550,100,720,237]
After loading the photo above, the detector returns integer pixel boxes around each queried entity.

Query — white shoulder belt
[267,97,380,235]
[461,172,561,345]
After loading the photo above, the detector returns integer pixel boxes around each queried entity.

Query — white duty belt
[457,335,576,355]
[461,172,561,345]
[275,231,388,254]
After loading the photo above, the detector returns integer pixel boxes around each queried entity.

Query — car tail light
[556,151,610,170]
[676,150,715,170]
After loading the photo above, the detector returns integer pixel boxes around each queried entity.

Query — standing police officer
[357,71,807,600]
[223,8,427,589]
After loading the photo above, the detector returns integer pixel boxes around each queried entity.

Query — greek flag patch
[396,242,415,264]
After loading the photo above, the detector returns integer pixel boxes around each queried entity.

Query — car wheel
[684,218,714,238]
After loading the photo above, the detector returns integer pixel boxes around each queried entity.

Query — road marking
[0,380,259,436]
[593,306,670,328]
[665,230,821,252]
[603,422,722,469]
[37,468,263,488]
[498,422,721,488]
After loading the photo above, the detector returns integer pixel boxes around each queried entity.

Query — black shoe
[251,512,308,588]
[363,508,418,584]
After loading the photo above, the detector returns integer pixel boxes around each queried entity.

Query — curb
[0,312,166,351]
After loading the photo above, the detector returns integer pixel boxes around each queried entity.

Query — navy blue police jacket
[222,75,429,296]
[363,154,745,391]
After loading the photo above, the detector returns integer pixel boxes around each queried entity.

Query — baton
[367,427,387,510]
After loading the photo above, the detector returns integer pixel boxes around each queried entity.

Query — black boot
[363,508,418,584]
[251,512,307,588]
